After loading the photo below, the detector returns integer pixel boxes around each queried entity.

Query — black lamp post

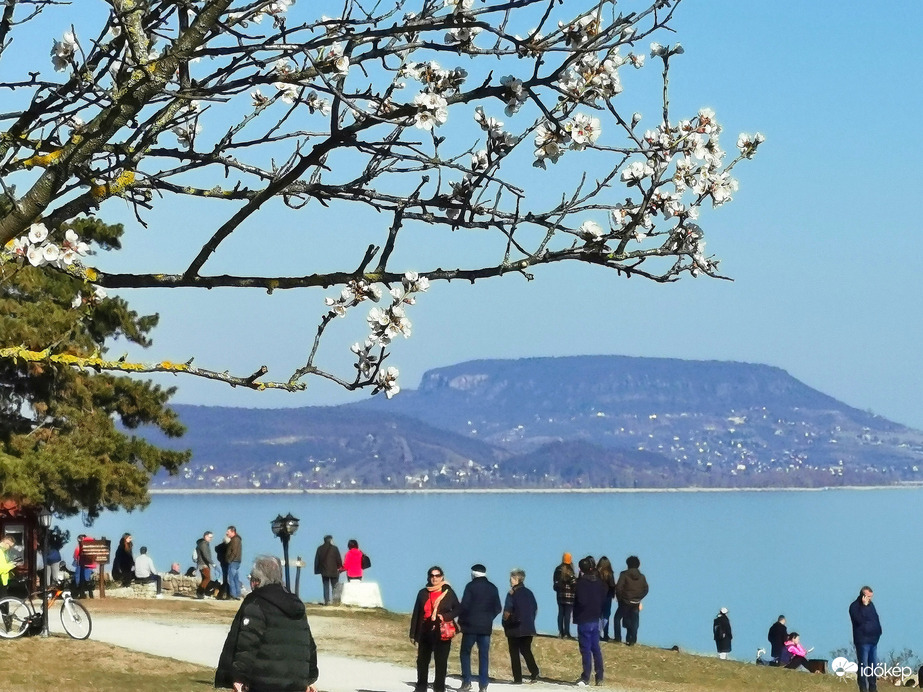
[38,507,52,638]
[270,513,300,591]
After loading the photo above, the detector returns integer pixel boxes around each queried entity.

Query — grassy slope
[5,599,855,692]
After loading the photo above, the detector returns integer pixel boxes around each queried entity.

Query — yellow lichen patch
[84,268,98,281]
[21,149,64,169]
[90,170,136,199]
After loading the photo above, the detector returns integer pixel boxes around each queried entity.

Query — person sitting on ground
[112,533,135,588]
[783,632,815,672]
[169,563,182,575]
[133,546,164,598]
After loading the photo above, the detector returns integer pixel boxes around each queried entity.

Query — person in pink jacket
[340,539,365,581]
[783,632,815,672]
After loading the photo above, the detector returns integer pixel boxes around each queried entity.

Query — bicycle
[0,584,92,640]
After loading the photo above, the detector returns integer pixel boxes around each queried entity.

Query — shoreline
[150,483,923,496]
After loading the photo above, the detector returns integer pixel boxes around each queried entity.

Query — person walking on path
[713,607,732,659]
[503,568,541,685]
[573,556,607,687]
[133,546,164,597]
[849,585,882,692]
[767,615,787,663]
[314,535,343,605]
[596,556,617,641]
[458,563,502,692]
[552,553,577,639]
[340,539,365,582]
[112,533,135,588]
[225,526,243,600]
[215,555,319,692]
[410,566,461,692]
[615,555,649,646]
[195,531,215,599]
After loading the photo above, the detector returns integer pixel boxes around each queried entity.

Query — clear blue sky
[11,1,923,429]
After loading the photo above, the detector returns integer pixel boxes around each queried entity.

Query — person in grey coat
[195,531,214,599]
[313,535,343,605]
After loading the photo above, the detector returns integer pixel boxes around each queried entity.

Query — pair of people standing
[313,536,369,605]
[196,527,243,600]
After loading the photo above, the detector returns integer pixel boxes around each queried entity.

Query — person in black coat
[503,568,540,684]
[215,555,318,692]
[848,586,882,692]
[573,556,607,686]
[313,535,343,605]
[713,607,732,659]
[410,566,461,692]
[767,615,787,662]
[457,563,501,692]
[112,533,134,587]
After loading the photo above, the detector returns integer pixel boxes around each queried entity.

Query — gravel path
[88,613,632,692]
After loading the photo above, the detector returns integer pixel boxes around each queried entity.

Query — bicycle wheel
[60,598,92,639]
[0,597,32,639]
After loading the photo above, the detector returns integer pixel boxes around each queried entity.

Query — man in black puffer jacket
[215,556,319,692]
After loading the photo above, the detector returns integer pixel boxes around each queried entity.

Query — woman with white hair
[215,556,319,692]
[503,568,541,684]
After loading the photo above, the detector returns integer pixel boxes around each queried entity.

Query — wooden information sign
[79,538,110,565]
[79,538,111,598]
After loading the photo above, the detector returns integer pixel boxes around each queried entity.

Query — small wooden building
[0,499,41,595]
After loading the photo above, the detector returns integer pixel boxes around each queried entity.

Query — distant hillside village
[149,357,923,491]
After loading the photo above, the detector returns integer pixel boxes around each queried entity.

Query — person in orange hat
[553,552,576,639]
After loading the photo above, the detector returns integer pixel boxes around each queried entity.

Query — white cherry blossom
[566,113,601,149]
[28,223,49,244]
[376,366,400,398]
[621,160,654,184]
[41,243,60,264]
[51,30,78,72]
[27,245,45,267]
[579,220,604,240]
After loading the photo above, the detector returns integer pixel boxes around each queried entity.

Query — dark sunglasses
[429,572,443,578]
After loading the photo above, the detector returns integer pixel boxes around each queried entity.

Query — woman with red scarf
[410,566,460,692]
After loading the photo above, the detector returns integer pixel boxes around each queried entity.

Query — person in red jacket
[340,539,364,581]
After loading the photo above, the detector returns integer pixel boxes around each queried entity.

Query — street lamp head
[38,507,53,528]
[270,514,285,537]
[283,513,300,536]
[271,513,300,537]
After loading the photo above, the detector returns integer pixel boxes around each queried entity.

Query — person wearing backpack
[341,539,366,581]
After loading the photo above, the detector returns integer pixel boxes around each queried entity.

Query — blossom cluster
[558,50,643,104]
[324,279,383,317]
[4,223,89,269]
[228,0,294,29]
[366,271,429,345]
[533,113,601,168]
[399,61,468,131]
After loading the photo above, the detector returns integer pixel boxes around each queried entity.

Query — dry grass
[6,598,857,692]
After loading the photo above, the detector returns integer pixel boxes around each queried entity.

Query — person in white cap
[458,563,501,692]
[713,607,732,659]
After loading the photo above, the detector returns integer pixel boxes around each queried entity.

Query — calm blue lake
[60,488,923,661]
